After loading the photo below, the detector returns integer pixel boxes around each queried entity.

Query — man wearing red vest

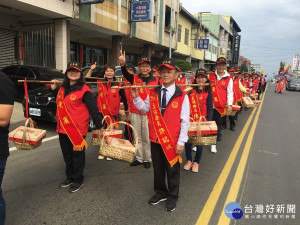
[119,51,159,169]
[132,58,190,212]
[227,68,248,130]
[209,57,233,153]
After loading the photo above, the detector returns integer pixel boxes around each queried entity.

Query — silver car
[287,77,300,91]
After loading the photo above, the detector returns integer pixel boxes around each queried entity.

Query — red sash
[57,87,88,151]
[134,76,149,101]
[149,92,182,167]
[97,80,115,126]
[189,89,201,121]
[210,74,226,116]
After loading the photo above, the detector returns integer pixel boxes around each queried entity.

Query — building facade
[0,0,180,71]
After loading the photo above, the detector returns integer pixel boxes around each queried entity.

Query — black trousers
[59,133,85,183]
[213,109,222,139]
[151,142,180,204]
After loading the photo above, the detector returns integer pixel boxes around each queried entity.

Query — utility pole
[169,0,173,58]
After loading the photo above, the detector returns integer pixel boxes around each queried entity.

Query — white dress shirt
[213,70,234,106]
[133,83,190,146]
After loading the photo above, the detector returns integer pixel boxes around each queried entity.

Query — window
[184,28,189,45]
[121,0,127,8]
[178,24,182,42]
[165,6,171,28]
[209,44,212,52]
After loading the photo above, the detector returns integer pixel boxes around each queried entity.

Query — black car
[82,65,104,78]
[2,65,64,100]
[23,84,98,131]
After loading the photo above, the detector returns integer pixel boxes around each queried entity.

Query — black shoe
[130,160,143,166]
[230,127,236,131]
[217,136,222,141]
[166,201,176,212]
[60,179,72,188]
[144,162,151,169]
[69,182,84,193]
[148,194,167,205]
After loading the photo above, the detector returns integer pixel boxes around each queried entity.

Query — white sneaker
[98,155,104,160]
[106,157,113,161]
[211,145,217,153]
[192,146,197,152]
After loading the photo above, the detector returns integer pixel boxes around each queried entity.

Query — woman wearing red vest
[51,62,103,193]
[87,63,128,160]
[184,68,213,173]
[132,58,190,212]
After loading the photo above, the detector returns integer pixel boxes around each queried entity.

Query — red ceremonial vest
[241,79,247,87]
[198,92,208,119]
[209,73,231,108]
[56,84,91,136]
[97,84,121,116]
[129,74,159,114]
[148,87,186,143]
[233,77,242,103]
[252,79,259,91]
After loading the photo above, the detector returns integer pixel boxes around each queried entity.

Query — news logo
[225,202,244,219]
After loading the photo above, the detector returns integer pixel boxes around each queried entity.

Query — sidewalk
[11,101,25,123]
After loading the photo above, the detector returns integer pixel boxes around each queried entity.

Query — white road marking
[9,135,59,152]
[258,149,279,156]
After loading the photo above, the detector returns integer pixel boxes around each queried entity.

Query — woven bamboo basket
[227,110,237,116]
[188,116,217,146]
[92,115,122,146]
[99,121,138,163]
[242,97,255,108]
[9,118,46,150]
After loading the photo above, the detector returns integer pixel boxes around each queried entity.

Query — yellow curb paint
[217,87,267,225]
[195,107,257,225]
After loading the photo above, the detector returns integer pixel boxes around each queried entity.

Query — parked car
[82,65,104,78]
[286,77,300,91]
[2,65,64,100]
[22,84,98,131]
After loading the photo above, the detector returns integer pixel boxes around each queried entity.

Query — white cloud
[179,0,300,74]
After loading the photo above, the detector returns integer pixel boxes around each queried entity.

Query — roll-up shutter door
[0,28,18,69]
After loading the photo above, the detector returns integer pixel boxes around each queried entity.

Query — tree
[176,59,192,72]
[240,62,248,73]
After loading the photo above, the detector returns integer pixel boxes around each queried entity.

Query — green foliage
[240,63,248,73]
[176,60,192,72]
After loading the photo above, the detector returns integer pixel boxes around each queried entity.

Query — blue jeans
[185,142,203,164]
[0,158,7,225]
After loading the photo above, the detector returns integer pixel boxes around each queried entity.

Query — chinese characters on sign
[131,0,152,22]
[243,204,296,220]
[232,35,241,64]
[198,39,209,50]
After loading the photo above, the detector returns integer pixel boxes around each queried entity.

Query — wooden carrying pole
[17,80,128,84]
[110,83,210,89]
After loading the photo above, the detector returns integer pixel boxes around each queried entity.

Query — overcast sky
[180,0,300,76]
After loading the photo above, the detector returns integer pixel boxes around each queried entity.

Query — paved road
[3,84,299,225]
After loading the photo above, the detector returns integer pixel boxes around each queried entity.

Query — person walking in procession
[51,62,103,193]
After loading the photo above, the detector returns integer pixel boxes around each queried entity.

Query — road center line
[217,87,267,225]
[196,106,257,225]
[9,135,59,152]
